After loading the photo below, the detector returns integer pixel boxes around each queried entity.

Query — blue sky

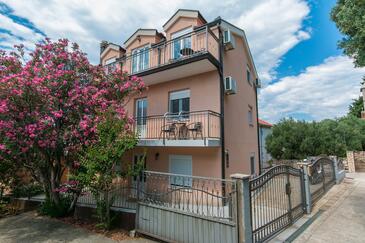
[0,0,364,122]
[275,0,342,80]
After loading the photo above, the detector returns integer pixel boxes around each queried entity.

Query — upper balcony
[134,110,221,147]
[119,26,220,85]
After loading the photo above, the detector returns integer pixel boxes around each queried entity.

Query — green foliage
[266,116,365,159]
[12,182,44,198]
[348,96,364,118]
[331,0,365,67]
[38,196,72,218]
[76,110,138,229]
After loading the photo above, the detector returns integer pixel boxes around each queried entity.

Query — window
[135,98,148,137]
[104,57,117,74]
[171,27,193,59]
[169,90,190,115]
[248,106,253,126]
[132,45,149,73]
[169,155,192,187]
[247,66,252,85]
[250,153,256,175]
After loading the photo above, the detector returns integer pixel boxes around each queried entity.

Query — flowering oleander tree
[0,39,145,209]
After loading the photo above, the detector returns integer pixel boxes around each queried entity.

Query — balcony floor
[137,138,221,147]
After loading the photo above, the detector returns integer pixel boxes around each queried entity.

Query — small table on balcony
[174,122,189,140]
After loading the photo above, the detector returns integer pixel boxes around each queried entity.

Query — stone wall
[346,151,365,172]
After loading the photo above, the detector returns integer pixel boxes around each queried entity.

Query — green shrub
[12,183,44,198]
[38,196,71,217]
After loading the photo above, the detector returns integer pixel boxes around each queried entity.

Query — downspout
[255,82,261,174]
[217,20,226,180]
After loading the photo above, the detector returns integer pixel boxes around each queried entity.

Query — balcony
[134,110,221,147]
[119,26,220,85]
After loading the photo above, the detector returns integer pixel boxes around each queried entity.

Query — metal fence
[118,26,219,75]
[77,178,138,210]
[249,165,305,243]
[134,110,221,142]
[308,157,336,205]
[135,171,238,243]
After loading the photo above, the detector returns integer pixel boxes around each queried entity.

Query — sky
[0,0,364,123]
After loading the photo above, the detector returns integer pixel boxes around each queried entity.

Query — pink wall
[223,34,260,177]
[125,70,220,117]
[122,147,222,178]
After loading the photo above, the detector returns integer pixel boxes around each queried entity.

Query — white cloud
[259,55,365,122]
[3,0,362,122]
[2,0,310,75]
[235,0,310,82]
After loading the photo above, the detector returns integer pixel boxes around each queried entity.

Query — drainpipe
[255,81,261,174]
[217,21,226,180]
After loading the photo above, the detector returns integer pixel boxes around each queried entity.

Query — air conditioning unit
[223,30,236,51]
[255,78,261,88]
[224,76,237,95]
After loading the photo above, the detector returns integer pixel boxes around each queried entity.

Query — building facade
[99,9,260,179]
[258,119,273,169]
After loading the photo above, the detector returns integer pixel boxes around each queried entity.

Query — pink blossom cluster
[0,38,145,164]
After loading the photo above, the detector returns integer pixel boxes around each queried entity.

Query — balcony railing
[120,26,219,75]
[134,110,221,144]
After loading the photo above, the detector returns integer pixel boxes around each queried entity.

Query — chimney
[100,40,109,55]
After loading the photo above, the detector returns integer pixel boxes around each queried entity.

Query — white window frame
[171,27,193,59]
[131,44,150,73]
[169,89,190,115]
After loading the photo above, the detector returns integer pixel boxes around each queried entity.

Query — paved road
[295,173,365,243]
[0,211,154,243]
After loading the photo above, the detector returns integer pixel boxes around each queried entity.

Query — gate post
[329,156,341,184]
[297,162,312,214]
[231,174,252,243]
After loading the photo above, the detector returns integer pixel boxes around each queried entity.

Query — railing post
[297,162,312,214]
[231,174,252,243]
[329,155,344,184]
[205,25,208,52]
[163,116,166,145]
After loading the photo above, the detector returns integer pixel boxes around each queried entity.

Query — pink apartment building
[99,9,261,180]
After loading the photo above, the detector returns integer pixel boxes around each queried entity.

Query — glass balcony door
[171,27,193,59]
[135,98,147,137]
[132,45,149,74]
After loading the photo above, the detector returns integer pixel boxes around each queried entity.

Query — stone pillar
[346,151,356,173]
[297,162,312,214]
[231,174,253,243]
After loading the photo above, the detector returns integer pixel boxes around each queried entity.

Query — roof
[258,119,273,127]
[163,9,207,31]
[100,43,125,59]
[123,29,164,48]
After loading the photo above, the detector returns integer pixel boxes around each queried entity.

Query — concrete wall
[347,151,365,172]
[124,70,220,117]
[223,34,260,176]
[122,147,222,178]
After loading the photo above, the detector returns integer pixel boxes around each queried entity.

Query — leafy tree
[75,110,139,229]
[0,39,145,212]
[331,0,365,67]
[348,96,363,118]
[0,157,16,200]
[266,116,365,159]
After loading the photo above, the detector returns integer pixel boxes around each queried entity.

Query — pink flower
[51,110,64,118]
[0,144,6,151]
